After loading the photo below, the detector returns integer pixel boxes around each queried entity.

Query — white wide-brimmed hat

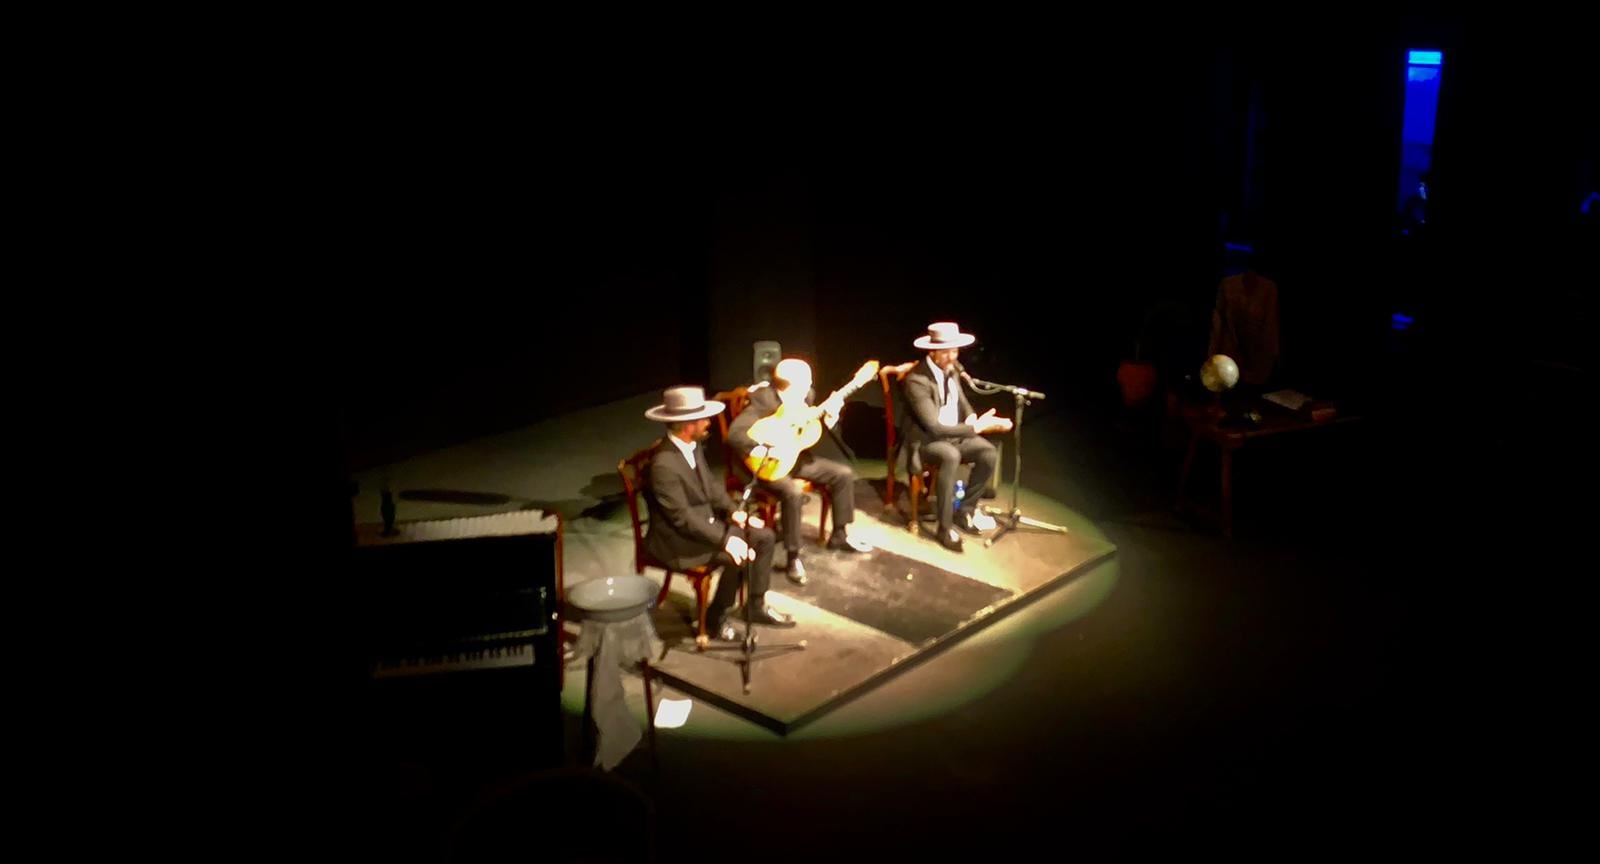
[914,321,976,350]
[644,386,726,422]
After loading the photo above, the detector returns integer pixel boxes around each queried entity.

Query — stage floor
[646,477,1115,733]
[352,390,1119,743]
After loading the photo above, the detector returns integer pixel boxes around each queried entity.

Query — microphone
[958,362,1046,400]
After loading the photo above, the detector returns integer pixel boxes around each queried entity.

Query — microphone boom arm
[953,364,1067,547]
[959,367,1046,401]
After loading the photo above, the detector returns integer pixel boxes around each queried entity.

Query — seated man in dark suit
[726,358,873,586]
[900,322,1012,551]
[643,386,793,638]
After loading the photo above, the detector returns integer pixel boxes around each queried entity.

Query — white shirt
[668,434,697,470]
[927,356,961,427]
[667,434,718,527]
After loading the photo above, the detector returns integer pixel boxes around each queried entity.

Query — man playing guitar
[728,358,875,585]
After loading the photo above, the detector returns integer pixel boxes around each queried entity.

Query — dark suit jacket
[643,437,734,570]
[900,359,975,450]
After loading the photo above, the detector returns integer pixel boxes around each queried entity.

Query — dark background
[313,14,1593,472]
[247,12,1594,857]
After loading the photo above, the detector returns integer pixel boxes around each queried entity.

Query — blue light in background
[1401,67,1441,155]
[1397,49,1445,218]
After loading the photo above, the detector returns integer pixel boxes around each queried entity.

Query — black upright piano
[352,510,564,774]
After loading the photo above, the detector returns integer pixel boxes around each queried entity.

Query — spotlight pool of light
[562,487,1120,743]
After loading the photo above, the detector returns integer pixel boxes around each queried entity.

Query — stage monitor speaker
[753,340,781,384]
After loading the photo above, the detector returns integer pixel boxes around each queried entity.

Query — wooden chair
[712,386,832,544]
[618,442,724,647]
[880,362,941,533]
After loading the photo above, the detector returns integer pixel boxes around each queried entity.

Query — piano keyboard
[358,510,560,546]
[357,511,560,686]
[372,642,537,679]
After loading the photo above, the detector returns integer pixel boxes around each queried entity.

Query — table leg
[581,655,597,763]
[1220,447,1234,539]
[641,660,659,777]
[1177,432,1199,512]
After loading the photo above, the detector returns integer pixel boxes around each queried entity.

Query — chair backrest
[711,386,750,444]
[711,387,750,494]
[879,361,918,459]
[617,441,662,571]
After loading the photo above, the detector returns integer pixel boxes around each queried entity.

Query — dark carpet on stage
[781,546,1013,645]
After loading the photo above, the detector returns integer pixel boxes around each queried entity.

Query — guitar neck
[822,377,869,406]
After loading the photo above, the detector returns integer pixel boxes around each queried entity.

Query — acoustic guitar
[744,360,880,481]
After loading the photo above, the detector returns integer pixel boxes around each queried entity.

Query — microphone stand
[962,372,1071,548]
[696,446,807,694]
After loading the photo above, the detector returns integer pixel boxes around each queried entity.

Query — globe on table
[1200,354,1240,393]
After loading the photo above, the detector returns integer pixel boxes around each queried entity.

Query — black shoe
[746,602,796,628]
[939,527,964,552]
[707,614,740,642]
[785,554,808,586]
[956,510,984,536]
[827,531,873,553]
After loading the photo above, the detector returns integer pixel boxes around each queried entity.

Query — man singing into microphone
[901,322,1012,551]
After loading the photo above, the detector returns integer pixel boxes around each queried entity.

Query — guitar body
[744,406,824,481]
[743,360,879,482]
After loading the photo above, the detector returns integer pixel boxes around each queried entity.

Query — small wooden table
[1175,402,1362,538]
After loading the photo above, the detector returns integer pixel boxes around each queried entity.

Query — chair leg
[694,575,711,649]
[655,566,673,607]
[908,476,921,533]
[819,493,831,543]
[884,460,896,507]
